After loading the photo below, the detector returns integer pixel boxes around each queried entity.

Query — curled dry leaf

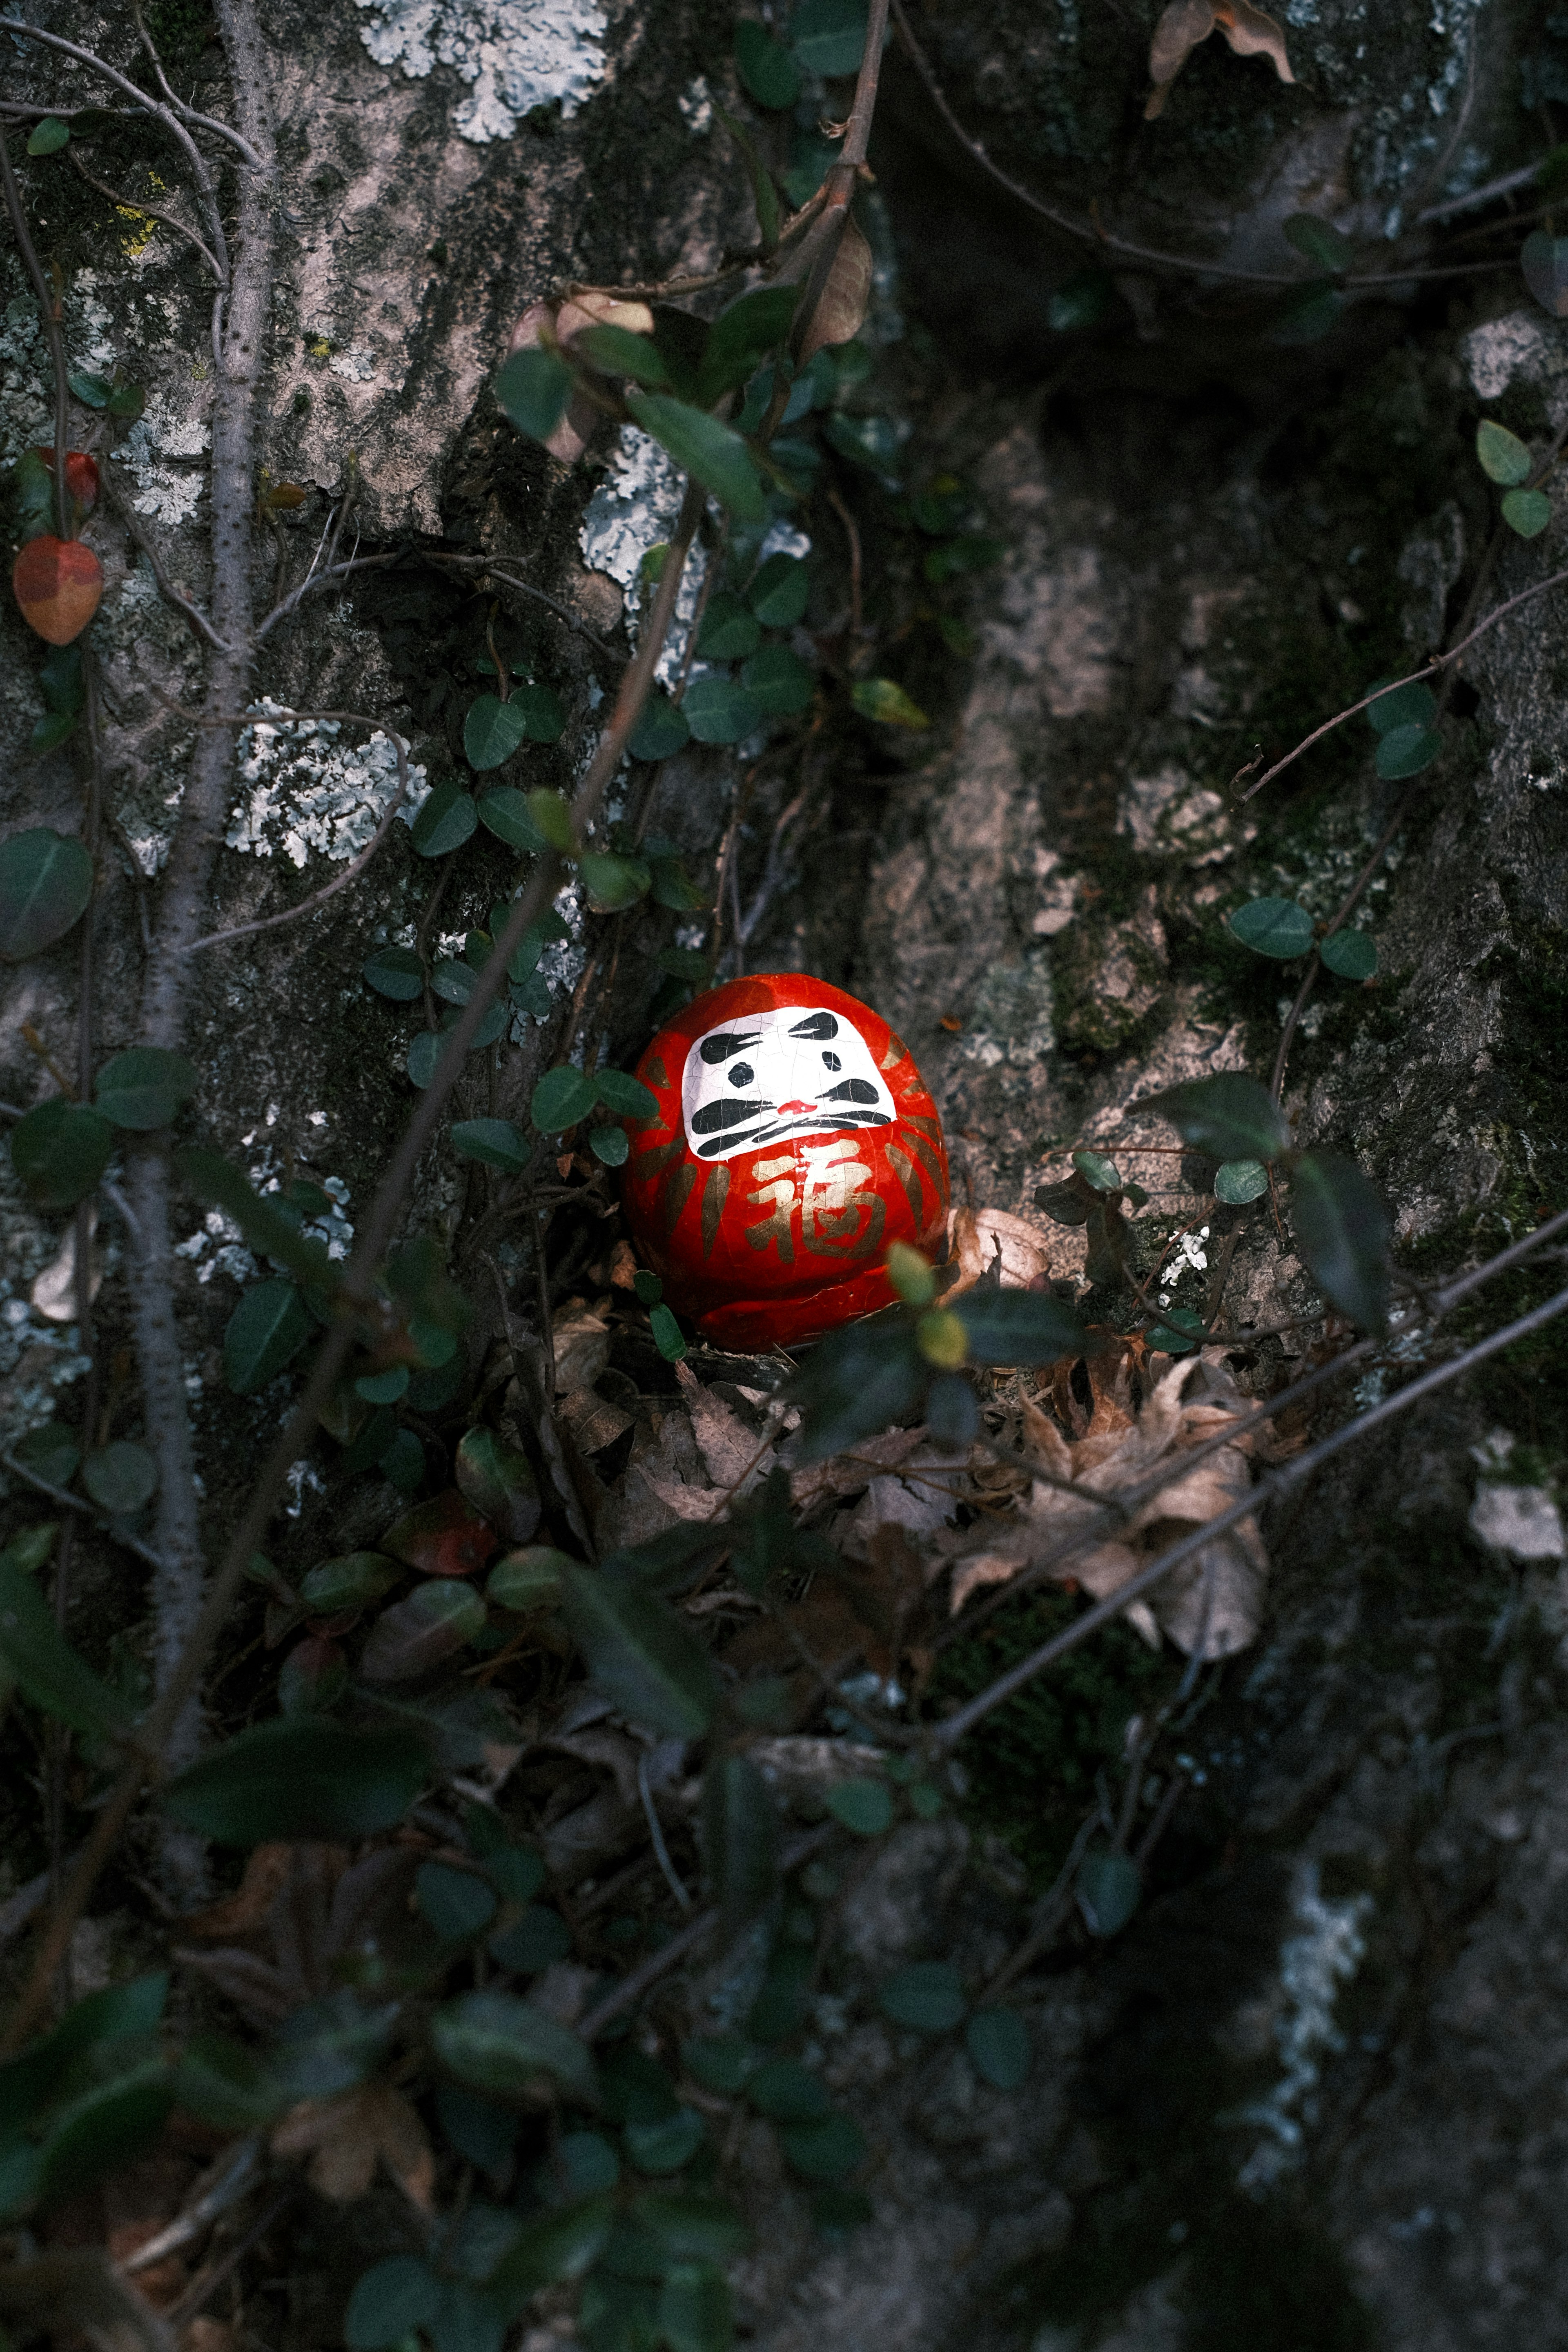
[946,1204,1053,1295]
[947,1350,1268,1659]
[1145,0,1294,119]
[29,1210,102,1323]
[272,2080,434,2209]
[12,536,105,645]
[797,216,873,363]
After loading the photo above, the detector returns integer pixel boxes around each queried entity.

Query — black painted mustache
[694,1107,893,1158]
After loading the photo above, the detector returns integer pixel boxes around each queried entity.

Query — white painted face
[681,1004,897,1161]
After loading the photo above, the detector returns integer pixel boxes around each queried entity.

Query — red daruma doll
[620,974,950,1351]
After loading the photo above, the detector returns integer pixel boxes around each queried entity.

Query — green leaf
[0,1974,167,2141]
[702,1754,778,1939]
[594,1067,659,1118]
[1228,897,1314,959]
[0,1552,127,1737]
[851,677,929,728]
[161,1718,432,1844]
[1523,227,1568,317]
[363,942,424,998]
[107,381,145,422]
[487,2192,615,2305]
[82,1441,156,1516]
[178,1147,338,1289]
[742,642,814,717]
[922,534,1005,585]
[601,2044,679,2125]
[1374,720,1442,780]
[559,1563,718,1737]
[791,0,869,76]
[35,2055,175,2209]
[779,2111,867,2182]
[354,1365,409,1405]
[697,592,762,662]
[360,1580,488,1681]
[95,1047,197,1131]
[67,370,112,408]
[745,2057,829,2123]
[591,1125,629,1167]
[1047,268,1115,332]
[650,1301,688,1363]
[410,781,479,857]
[953,1287,1083,1367]
[964,2008,1031,2090]
[495,345,573,443]
[1319,929,1377,980]
[512,683,566,743]
[575,322,671,387]
[223,1279,311,1395]
[1281,212,1352,272]
[748,552,810,627]
[1213,1158,1269,1205]
[1145,1303,1205,1354]
[1289,1149,1391,1333]
[452,1117,531,1174]
[1363,677,1436,735]
[1138,1073,1291,1162]
[658,2261,733,2352]
[626,2107,706,2175]
[298,1550,400,1613]
[26,117,70,156]
[488,1902,572,1974]
[525,788,577,851]
[11,1423,78,1492]
[464,694,529,772]
[684,2037,759,2097]
[486,1546,570,1613]
[417,1860,500,1942]
[432,1988,598,2106]
[683,673,764,745]
[1071,1149,1121,1193]
[735,19,802,107]
[532,1064,599,1131]
[1502,486,1552,537]
[581,851,652,912]
[457,1424,541,1544]
[13,450,56,541]
[791,1315,927,1463]
[29,707,79,755]
[696,286,802,407]
[346,2256,444,2350]
[824,1777,892,1836]
[476,786,548,852]
[174,2033,289,2133]
[624,392,766,523]
[0,829,93,963]
[824,411,906,479]
[7,1099,112,1211]
[628,692,690,762]
[1077,1848,1140,1936]
[1269,281,1344,345]
[1476,418,1532,486]
[878,1960,965,2032]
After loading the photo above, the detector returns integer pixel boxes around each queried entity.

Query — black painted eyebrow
[820,1078,879,1104]
[691,1097,771,1134]
[788,1012,839,1040]
[700,1029,763,1064]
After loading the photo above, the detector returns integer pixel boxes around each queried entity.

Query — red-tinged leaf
[455,1426,541,1545]
[36,449,100,516]
[266,481,307,510]
[359,1580,488,1682]
[13,537,104,646]
[381,1491,501,1579]
[278,1635,349,1716]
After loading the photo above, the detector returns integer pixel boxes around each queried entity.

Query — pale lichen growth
[115,392,213,528]
[351,0,610,142]
[1231,1861,1373,2190]
[579,425,709,685]
[227,703,430,867]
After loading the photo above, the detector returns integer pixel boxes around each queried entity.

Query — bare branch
[0,1452,171,1575]
[69,147,223,282]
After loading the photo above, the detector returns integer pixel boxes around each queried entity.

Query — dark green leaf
[174,2033,289,2132]
[636,2193,750,2268]
[512,683,566,743]
[683,673,764,745]
[1281,212,1352,272]
[224,1279,311,1395]
[29,707,79,754]
[650,1301,688,1363]
[0,1552,127,1737]
[657,2261,732,2352]
[488,2193,615,2306]
[1522,228,1568,317]
[408,1030,445,1089]
[953,1287,1083,1367]
[432,1989,598,2105]
[464,695,529,772]
[791,0,869,76]
[532,1065,599,1131]
[1319,929,1377,980]
[779,2111,867,2182]
[278,1634,349,1715]
[524,788,577,851]
[298,1550,399,1613]
[67,370,112,408]
[477,786,549,852]
[488,1902,572,1974]
[161,1718,432,1843]
[495,346,573,443]
[13,449,56,541]
[696,287,801,407]
[628,692,690,762]
[1071,1149,1120,1192]
[1374,721,1442,780]
[591,1125,629,1167]
[486,1546,569,1612]
[683,2038,758,2097]
[964,2008,1030,2090]
[417,1861,500,1942]
[1503,486,1552,537]
[178,1147,338,1289]
[107,381,145,422]
[554,2129,621,2194]
[457,1425,541,1544]
[11,1423,78,1491]
[581,851,652,913]
[1077,1848,1141,1936]
[26,117,70,156]
[594,1068,659,1118]
[1138,1073,1291,1162]
[411,781,479,857]
[702,1754,778,1938]
[748,553,810,627]
[1269,281,1344,345]
[82,1441,156,1516]
[363,942,424,998]
[824,411,906,480]
[625,2107,705,2175]
[1145,1304,1205,1354]
[0,1974,166,2137]
[877,1960,965,2032]
[624,393,766,523]
[1047,268,1115,332]
[7,1099,112,1210]
[745,2058,829,2123]
[0,829,92,963]
[922,533,1005,584]
[1228,897,1314,959]
[792,1313,926,1462]
[824,1777,892,1836]
[1363,677,1436,735]
[1289,1149,1391,1333]
[36,2056,175,2209]
[95,1047,196,1131]
[747,1943,812,2044]
[361,1580,488,1681]
[346,2257,445,2349]
[735,19,801,107]
[559,1563,718,1737]
[697,592,762,662]
[575,323,671,387]
[1034,1178,1091,1226]
[633,1269,664,1305]
[741,643,813,717]
[1475,418,1532,486]
[437,2084,520,2175]
[452,1117,531,1174]
[354,1366,408,1405]
[601,2045,679,2126]
[1213,1158,1269,1205]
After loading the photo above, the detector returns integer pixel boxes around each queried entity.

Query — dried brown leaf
[1145,0,1292,117]
[271,2082,434,2210]
[179,1844,300,1941]
[1217,0,1295,80]
[676,1360,775,1494]
[947,1205,1052,1295]
[798,216,873,362]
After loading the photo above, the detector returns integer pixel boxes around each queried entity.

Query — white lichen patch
[580,424,708,682]
[960,953,1054,1070]
[227,703,430,867]
[0,1162,91,1462]
[678,76,714,133]
[1,271,117,467]
[351,0,610,142]
[116,392,213,527]
[1231,1861,1372,2191]
[177,1136,354,1293]
[329,345,378,384]
[1462,308,1568,425]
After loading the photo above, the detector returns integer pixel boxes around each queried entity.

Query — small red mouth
[778,1099,815,1114]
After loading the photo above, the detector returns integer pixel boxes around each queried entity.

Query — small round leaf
[224,1280,312,1395]
[1374,721,1442,780]
[451,1117,531,1174]
[1228,898,1314,959]
[824,1777,892,1837]
[964,2008,1031,2090]
[877,1961,965,2033]
[463,695,528,773]
[1475,419,1532,486]
[1502,487,1552,538]
[8,1100,112,1210]
[410,782,478,858]
[362,943,423,1000]
[683,673,764,746]
[1319,929,1377,980]
[82,1441,158,1517]
[95,1048,197,1131]
[531,1065,598,1132]
[628,692,690,762]
[1077,1848,1141,1937]
[1213,1158,1269,1205]
[0,829,93,962]
[590,1125,629,1166]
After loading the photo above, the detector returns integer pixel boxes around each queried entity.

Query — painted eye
[729,1062,754,1087]
[821,1050,842,1070]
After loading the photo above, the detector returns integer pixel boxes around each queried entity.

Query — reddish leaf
[455,1426,541,1545]
[359,1580,487,1682]
[36,448,100,517]
[266,481,307,510]
[381,1490,500,1579]
[13,537,104,645]
[279,1635,349,1715]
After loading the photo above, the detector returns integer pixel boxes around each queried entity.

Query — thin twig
[637,1749,693,1912]
[68,148,223,281]
[0,1452,170,1574]
[97,460,230,651]
[430,554,620,664]
[0,127,69,538]
[254,548,401,641]
[0,15,263,170]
